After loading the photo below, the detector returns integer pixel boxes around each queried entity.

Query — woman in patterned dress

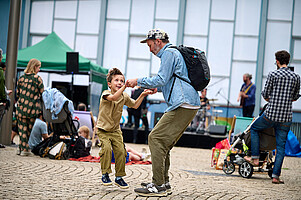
[16,59,44,156]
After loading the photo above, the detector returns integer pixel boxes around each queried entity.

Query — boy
[96,68,155,189]
[75,126,92,158]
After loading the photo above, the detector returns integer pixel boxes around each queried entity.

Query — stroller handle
[259,103,269,116]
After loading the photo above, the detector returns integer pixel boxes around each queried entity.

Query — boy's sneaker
[115,178,129,189]
[101,174,112,186]
[135,183,167,197]
[141,182,172,195]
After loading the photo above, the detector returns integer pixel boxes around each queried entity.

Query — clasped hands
[126,78,157,95]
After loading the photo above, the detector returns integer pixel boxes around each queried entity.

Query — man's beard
[152,43,161,55]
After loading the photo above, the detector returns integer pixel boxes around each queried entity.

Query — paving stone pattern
[1,143,300,200]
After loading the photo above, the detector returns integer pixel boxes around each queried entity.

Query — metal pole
[0,0,22,145]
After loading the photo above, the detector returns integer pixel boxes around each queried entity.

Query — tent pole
[0,0,22,145]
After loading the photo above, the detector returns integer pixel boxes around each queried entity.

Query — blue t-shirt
[28,118,48,149]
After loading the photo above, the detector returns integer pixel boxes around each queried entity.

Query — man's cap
[140,29,169,43]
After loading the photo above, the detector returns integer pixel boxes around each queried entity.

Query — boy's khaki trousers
[97,129,127,177]
[148,107,197,185]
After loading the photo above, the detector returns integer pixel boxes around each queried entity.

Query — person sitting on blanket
[112,145,151,163]
[70,126,92,158]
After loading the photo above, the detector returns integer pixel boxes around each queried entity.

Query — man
[28,112,49,155]
[77,103,87,111]
[244,50,300,184]
[237,73,256,117]
[129,88,149,144]
[126,29,200,197]
[191,88,211,131]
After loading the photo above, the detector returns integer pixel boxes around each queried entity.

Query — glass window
[77,0,101,34]
[206,77,229,105]
[184,0,210,35]
[75,35,98,59]
[154,21,178,44]
[53,20,76,49]
[54,0,77,19]
[264,22,291,75]
[155,0,179,20]
[126,60,150,79]
[183,36,207,53]
[235,0,261,36]
[107,0,130,19]
[230,62,256,105]
[294,40,301,60]
[31,36,46,46]
[293,0,301,36]
[211,0,235,20]
[208,22,234,76]
[233,37,258,61]
[130,0,155,34]
[30,1,54,34]
[103,20,129,72]
[129,37,151,59]
[268,0,293,20]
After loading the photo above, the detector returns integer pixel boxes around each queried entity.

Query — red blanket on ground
[68,155,152,165]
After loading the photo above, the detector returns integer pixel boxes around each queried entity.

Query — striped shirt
[262,67,300,122]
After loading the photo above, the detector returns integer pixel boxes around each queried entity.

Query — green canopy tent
[2,32,108,115]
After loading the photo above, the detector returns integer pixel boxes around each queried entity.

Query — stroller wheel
[239,161,254,178]
[223,161,235,174]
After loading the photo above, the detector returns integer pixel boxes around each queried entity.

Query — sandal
[272,178,284,184]
[243,156,259,166]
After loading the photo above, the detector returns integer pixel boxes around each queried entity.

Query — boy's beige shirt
[96,90,135,132]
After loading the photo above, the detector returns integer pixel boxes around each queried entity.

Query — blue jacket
[137,43,200,112]
[240,82,256,106]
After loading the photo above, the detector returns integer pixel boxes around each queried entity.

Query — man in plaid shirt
[245,50,300,184]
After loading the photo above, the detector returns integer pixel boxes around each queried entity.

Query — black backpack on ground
[168,45,210,101]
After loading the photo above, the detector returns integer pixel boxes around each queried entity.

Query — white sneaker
[20,151,34,156]
[16,148,21,155]
[141,148,147,154]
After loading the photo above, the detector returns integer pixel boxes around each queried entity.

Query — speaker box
[66,52,79,73]
[208,125,227,135]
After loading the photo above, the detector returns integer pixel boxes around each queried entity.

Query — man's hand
[126,78,138,88]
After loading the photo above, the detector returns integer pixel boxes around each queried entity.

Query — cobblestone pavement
[1,143,301,200]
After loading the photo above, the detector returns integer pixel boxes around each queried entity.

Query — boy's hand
[144,88,157,95]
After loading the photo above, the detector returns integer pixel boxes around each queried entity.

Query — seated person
[112,144,151,162]
[77,103,87,111]
[126,145,150,161]
[28,113,49,154]
[70,126,92,158]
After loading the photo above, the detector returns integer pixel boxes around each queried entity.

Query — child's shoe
[101,173,112,186]
[115,177,129,189]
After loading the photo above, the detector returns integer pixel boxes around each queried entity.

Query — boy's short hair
[275,50,290,65]
[107,68,124,83]
[79,126,90,138]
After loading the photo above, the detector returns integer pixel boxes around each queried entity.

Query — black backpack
[168,45,210,101]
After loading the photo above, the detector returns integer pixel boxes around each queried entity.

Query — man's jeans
[250,113,291,179]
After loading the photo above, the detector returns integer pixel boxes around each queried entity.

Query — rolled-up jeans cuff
[251,156,259,159]
[272,174,279,179]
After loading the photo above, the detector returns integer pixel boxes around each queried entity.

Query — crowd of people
[0,28,300,197]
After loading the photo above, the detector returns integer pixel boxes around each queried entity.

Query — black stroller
[35,88,79,159]
[222,105,276,178]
